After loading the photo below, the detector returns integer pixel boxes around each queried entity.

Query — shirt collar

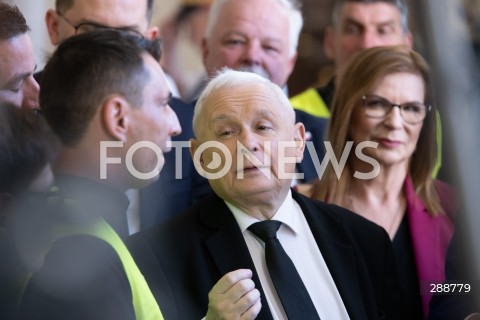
[54,174,130,238]
[226,189,302,236]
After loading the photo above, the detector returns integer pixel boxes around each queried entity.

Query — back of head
[204,0,303,57]
[0,104,60,195]
[40,29,161,146]
[331,0,409,33]
[0,3,30,41]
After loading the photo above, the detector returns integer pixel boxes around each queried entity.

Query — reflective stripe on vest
[55,218,164,320]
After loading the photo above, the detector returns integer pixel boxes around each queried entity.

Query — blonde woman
[311,46,457,319]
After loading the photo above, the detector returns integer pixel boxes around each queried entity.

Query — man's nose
[360,31,383,49]
[242,41,262,66]
[167,105,182,137]
[21,76,40,110]
[239,129,260,153]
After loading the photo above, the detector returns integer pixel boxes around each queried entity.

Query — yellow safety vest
[53,218,164,320]
[289,88,331,118]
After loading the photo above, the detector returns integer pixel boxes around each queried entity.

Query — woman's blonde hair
[312,45,444,215]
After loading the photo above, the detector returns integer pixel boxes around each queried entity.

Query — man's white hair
[204,0,303,58]
[193,68,295,137]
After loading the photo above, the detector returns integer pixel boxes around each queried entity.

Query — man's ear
[45,9,61,46]
[201,38,209,68]
[102,95,130,142]
[190,137,213,176]
[189,137,204,166]
[323,26,335,61]
[293,122,306,162]
[145,26,160,40]
[404,31,414,49]
[286,52,298,80]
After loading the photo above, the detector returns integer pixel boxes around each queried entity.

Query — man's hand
[205,269,261,320]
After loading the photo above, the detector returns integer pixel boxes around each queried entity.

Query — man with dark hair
[45,0,158,44]
[38,0,209,230]
[0,3,40,110]
[290,0,413,117]
[18,30,180,320]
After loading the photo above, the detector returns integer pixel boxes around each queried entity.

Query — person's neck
[351,161,407,196]
[54,149,127,194]
[228,188,290,221]
[347,161,408,239]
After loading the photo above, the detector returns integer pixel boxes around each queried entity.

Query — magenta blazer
[404,176,457,318]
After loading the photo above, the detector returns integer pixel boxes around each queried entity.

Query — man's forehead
[143,54,170,94]
[210,108,276,121]
[215,0,289,34]
[0,35,36,85]
[67,0,148,25]
[205,86,279,117]
[340,2,401,24]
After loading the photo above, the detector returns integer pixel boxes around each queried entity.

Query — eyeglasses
[361,94,431,124]
[56,12,144,38]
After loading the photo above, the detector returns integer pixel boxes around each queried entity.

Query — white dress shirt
[226,190,350,319]
[125,189,141,235]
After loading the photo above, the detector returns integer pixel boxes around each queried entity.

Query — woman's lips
[377,138,401,148]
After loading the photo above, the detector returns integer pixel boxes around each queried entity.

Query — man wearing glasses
[45,0,158,44]
[38,0,159,82]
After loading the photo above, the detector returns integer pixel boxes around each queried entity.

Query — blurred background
[7,0,479,97]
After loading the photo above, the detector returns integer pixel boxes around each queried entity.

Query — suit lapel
[200,194,274,320]
[293,191,369,320]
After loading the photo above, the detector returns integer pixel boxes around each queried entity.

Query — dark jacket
[127,190,403,320]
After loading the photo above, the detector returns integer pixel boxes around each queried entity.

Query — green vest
[289,88,442,177]
[53,218,164,320]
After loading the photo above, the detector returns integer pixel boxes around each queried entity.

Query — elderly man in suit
[127,69,403,319]
[199,0,328,184]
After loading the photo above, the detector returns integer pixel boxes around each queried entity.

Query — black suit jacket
[127,190,403,320]
[294,109,327,182]
[429,214,480,319]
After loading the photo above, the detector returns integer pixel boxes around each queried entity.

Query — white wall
[13,0,55,69]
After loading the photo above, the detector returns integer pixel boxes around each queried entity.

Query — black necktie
[248,220,320,319]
